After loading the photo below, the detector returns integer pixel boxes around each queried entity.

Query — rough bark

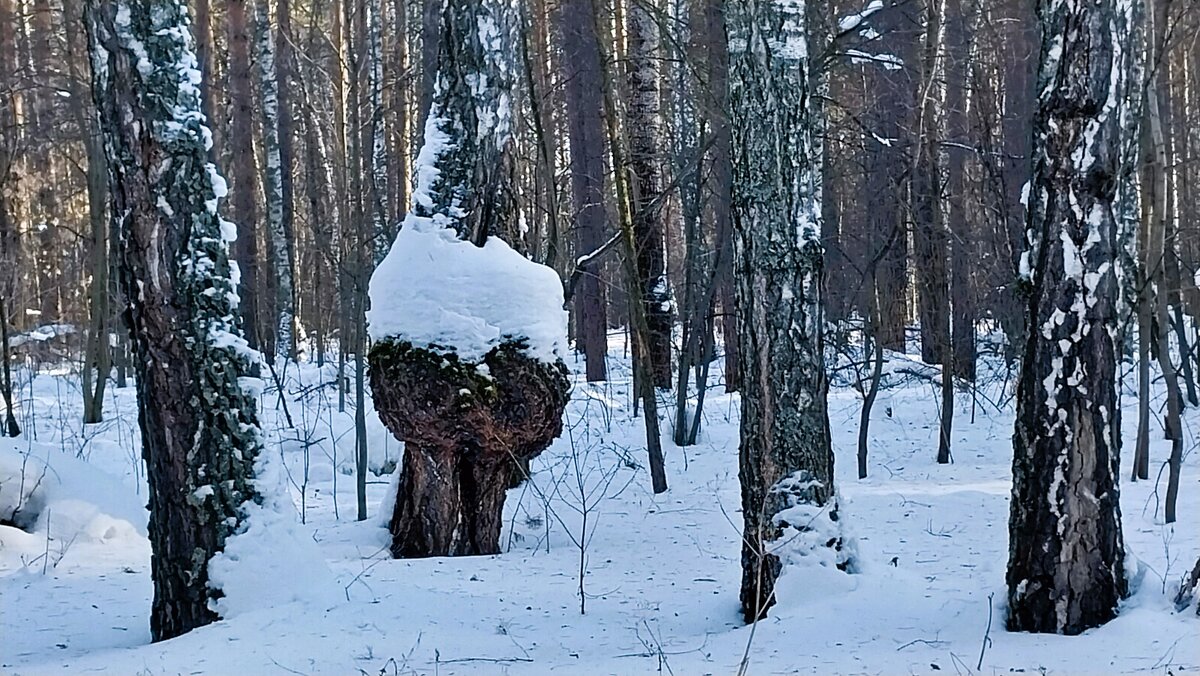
[1006,0,1132,635]
[729,0,848,624]
[85,0,264,641]
[227,0,262,351]
[555,0,609,381]
[372,341,569,556]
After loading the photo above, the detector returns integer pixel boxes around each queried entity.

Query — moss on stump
[369,339,570,557]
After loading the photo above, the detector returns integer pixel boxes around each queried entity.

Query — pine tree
[1006,0,1135,635]
[84,0,264,641]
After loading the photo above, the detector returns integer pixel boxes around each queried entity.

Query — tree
[555,0,609,382]
[729,0,850,623]
[1006,0,1134,635]
[257,0,298,361]
[626,0,672,389]
[369,0,570,557]
[227,0,262,351]
[84,0,264,641]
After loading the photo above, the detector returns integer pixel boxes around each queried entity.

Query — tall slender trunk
[555,0,609,381]
[997,0,1037,358]
[367,0,390,263]
[257,0,297,361]
[592,0,667,494]
[62,0,111,424]
[0,295,18,436]
[228,0,262,352]
[868,3,918,351]
[626,0,671,389]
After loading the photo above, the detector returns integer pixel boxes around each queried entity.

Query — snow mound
[367,225,568,364]
[0,439,147,539]
[207,431,341,618]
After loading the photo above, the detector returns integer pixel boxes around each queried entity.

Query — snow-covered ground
[1,341,1197,675]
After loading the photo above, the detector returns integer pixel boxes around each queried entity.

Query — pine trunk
[85,0,264,641]
[555,0,609,381]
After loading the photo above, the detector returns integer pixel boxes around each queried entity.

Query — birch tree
[1006,0,1135,635]
[257,0,297,360]
[84,0,264,640]
[729,0,851,623]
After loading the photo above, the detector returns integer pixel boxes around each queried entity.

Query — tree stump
[369,339,569,557]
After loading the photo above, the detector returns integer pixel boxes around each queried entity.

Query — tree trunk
[555,0,609,381]
[592,0,668,494]
[85,0,264,641]
[257,0,297,361]
[64,0,111,424]
[1006,0,1132,635]
[227,0,262,351]
[946,0,975,381]
[0,295,19,436]
[626,0,671,389]
[729,0,849,624]
[366,0,391,263]
[997,0,1037,358]
[867,2,918,351]
[371,0,572,553]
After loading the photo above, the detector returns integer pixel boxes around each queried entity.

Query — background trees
[0,0,1195,643]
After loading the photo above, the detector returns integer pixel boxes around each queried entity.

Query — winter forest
[0,0,1199,672]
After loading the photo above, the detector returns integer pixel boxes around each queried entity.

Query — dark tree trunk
[866,2,919,351]
[729,0,848,624]
[227,0,262,351]
[913,2,949,368]
[1006,0,1131,635]
[85,0,264,641]
[946,0,976,381]
[373,343,569,557]
[0,295,18,436]
[555,0,608,381]
[692,0,738,392]
[998,0,1037,358]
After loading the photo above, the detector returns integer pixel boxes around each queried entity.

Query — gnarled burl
[369,339,569,557]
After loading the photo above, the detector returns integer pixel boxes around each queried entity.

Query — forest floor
[1,338,1198,675]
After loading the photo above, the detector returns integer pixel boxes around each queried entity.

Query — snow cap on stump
[367,222,568,365]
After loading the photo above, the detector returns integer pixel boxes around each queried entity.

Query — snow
[1,341,1197,674]
[838,0,884,32]
[368,225,569,363]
